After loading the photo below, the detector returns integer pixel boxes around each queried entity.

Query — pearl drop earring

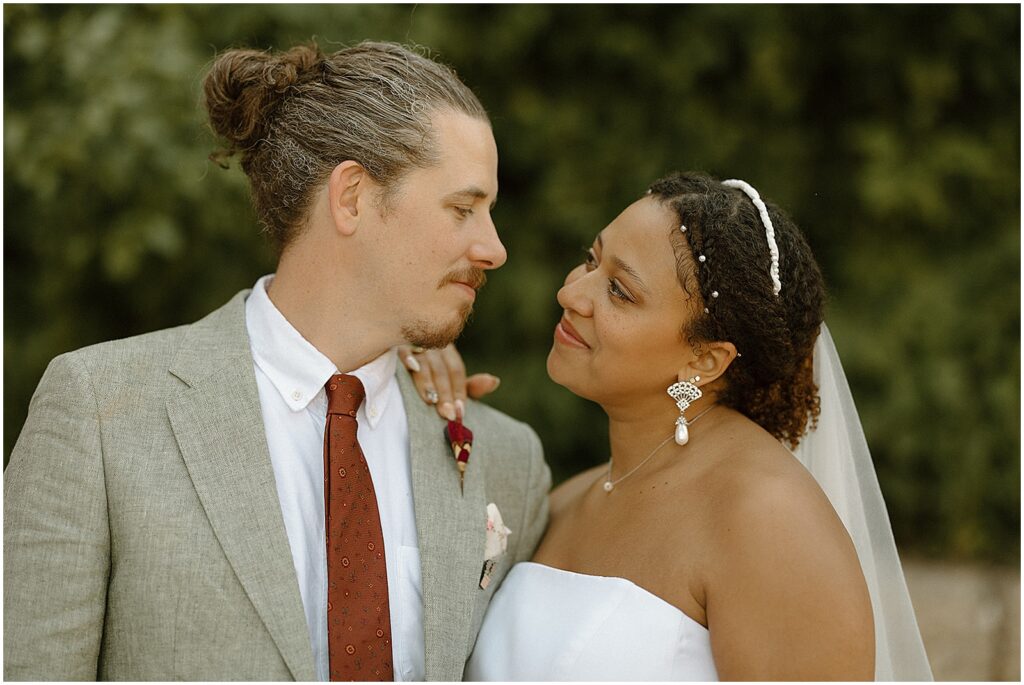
[667,377,702,445]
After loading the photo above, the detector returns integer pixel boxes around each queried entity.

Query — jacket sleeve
[512,426,551,565]
[4,352,110,680]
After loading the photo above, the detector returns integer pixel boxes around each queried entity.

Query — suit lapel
[397,368,487,681]
[166,291,315,682]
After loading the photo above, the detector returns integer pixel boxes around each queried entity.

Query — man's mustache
[439,267,487,291]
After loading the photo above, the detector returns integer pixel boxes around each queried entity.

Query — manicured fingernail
[489,375,501,390]
[405,355,421,372]
[440,402,456,421]
[455,399,465,419]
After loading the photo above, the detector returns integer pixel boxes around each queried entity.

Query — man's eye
[454,206,474,218]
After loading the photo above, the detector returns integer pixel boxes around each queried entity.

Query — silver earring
[667,377,702,445]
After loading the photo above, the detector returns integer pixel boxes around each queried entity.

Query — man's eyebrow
[445,186,497,210]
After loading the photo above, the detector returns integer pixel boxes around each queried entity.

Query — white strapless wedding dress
[464,562,719,681]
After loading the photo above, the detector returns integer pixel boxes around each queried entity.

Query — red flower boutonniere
[444,419,474,493]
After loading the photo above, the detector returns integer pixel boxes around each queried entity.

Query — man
[4,41,551,681]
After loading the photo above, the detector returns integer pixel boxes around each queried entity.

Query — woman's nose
[556,265,594,318]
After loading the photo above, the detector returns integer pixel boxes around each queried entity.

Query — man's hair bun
[203,44,322,155]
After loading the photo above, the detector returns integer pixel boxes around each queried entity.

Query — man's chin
[402,305,472,349]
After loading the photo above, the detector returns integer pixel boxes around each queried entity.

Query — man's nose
[467,212,507,270]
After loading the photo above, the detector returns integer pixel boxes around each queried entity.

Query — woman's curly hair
[649,172,825,448]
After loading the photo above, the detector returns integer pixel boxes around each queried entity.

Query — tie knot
[325,374,365,417]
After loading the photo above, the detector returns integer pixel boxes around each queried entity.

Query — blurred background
[4,4,1019,679]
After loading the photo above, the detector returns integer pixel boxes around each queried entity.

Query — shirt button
[291,390,302,401]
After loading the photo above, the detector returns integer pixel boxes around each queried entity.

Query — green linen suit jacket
[4,290,551,681]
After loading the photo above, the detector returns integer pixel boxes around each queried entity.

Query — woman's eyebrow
[612,256,649,294]
[596,232,648,292]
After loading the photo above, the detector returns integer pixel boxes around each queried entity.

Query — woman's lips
[555,316,590,349]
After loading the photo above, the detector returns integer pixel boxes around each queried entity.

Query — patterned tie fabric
[323,374,394,681]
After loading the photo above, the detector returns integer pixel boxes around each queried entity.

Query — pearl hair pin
[670,180,784,315]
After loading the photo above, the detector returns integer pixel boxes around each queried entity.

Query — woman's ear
[327,160,368,237]
[680,340,738,386]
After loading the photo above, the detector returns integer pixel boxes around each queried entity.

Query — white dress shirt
[245,275,425,681]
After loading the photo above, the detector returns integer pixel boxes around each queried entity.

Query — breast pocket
[396,545,425,681]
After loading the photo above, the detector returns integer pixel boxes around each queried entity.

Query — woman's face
[547,196,702,411]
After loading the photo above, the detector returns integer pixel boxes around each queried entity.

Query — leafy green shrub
[4,4,1018,561]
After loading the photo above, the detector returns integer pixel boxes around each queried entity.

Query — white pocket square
[480,502,512,589]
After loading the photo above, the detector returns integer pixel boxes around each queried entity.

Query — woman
[402,172,931,680]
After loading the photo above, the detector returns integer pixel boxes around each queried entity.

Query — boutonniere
[444,419,474,493]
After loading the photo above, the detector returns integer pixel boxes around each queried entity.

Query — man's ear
[679,340,738,387]
[327,160,368,237]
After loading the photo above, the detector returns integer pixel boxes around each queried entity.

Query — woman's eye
[608,279,630,302]
[583,248,597,270]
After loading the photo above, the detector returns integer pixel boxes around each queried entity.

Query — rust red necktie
[324,374,394,681]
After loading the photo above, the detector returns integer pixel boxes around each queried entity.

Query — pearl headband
[720,179,782,296]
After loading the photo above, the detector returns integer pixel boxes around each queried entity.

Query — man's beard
[401,266,486,348]
[401,301,474,349]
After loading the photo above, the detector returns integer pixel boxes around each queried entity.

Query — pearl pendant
[603,481,614,492]
[675,420,689,446]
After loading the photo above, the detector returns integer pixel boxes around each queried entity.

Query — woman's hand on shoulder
[704,469,875,680]
[397,343,501,422]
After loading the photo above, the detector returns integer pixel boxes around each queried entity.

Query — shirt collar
[245,274,397,428]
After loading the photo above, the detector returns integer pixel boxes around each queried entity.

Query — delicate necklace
[603,404,718,493]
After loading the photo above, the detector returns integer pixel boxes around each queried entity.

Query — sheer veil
[792,323,933,681]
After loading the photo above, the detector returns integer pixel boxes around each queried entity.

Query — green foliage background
[4,4,1019,562]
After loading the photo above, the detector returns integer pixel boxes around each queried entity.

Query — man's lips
[556,316,590,348]
[451,281,477,299]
